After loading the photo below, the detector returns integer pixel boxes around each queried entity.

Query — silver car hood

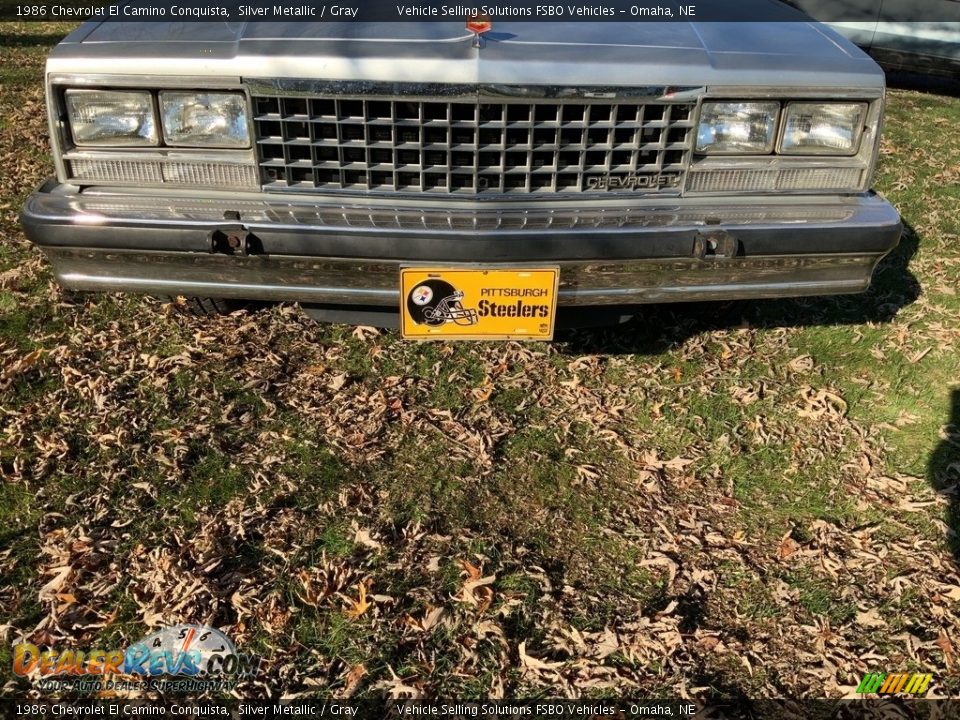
[49,16,884,88]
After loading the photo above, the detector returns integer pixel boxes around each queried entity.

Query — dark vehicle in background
[790,0,960,76]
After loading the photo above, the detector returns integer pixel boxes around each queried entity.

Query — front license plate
[400,267,560,341]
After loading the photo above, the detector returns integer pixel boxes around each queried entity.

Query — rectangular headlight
[779,103,866,155]
[159,92,249,148]
[65,90,158,147]
[696,102,779,155]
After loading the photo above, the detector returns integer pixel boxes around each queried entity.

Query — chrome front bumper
[22,183,903,307]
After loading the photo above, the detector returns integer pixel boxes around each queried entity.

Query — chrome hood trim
[49,20,885,88]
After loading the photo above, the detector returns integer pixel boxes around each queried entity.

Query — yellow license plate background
[400,267,560,340]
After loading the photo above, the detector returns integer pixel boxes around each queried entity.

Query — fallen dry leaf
[344,581,371,620]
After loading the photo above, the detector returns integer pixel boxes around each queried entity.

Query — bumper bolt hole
[695,229,740,259]
[211,229,260,257]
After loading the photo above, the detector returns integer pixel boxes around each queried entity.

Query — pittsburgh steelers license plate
[400,267,560,341]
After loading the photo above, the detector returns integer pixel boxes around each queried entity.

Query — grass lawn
[1,22,958,700]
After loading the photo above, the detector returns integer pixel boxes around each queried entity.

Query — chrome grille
[252,96,696,195]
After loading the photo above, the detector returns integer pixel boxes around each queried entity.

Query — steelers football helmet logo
[406,279,479,326]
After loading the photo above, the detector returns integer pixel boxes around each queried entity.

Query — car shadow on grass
[929,390,960,565]
[555,220,920,356]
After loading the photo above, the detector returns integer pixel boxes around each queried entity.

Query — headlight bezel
[777,101,868,157]
[62,87,252,151]
[695,101,781,156]
[158,91,251,149]
[696,99,870,159]
[50,76,259,191]
[687,91,882,195]
[64,89,160,148]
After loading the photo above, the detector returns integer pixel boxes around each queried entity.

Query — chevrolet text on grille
[586,174,682,190]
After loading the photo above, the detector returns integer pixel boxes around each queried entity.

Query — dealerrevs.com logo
[12,624,261,692]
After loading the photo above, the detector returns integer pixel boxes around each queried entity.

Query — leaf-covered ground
[1,23,959,700]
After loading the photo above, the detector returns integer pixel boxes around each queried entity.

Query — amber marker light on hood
[466,14,492,34]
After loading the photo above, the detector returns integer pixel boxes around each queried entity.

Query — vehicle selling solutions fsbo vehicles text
[394,5,621,16]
